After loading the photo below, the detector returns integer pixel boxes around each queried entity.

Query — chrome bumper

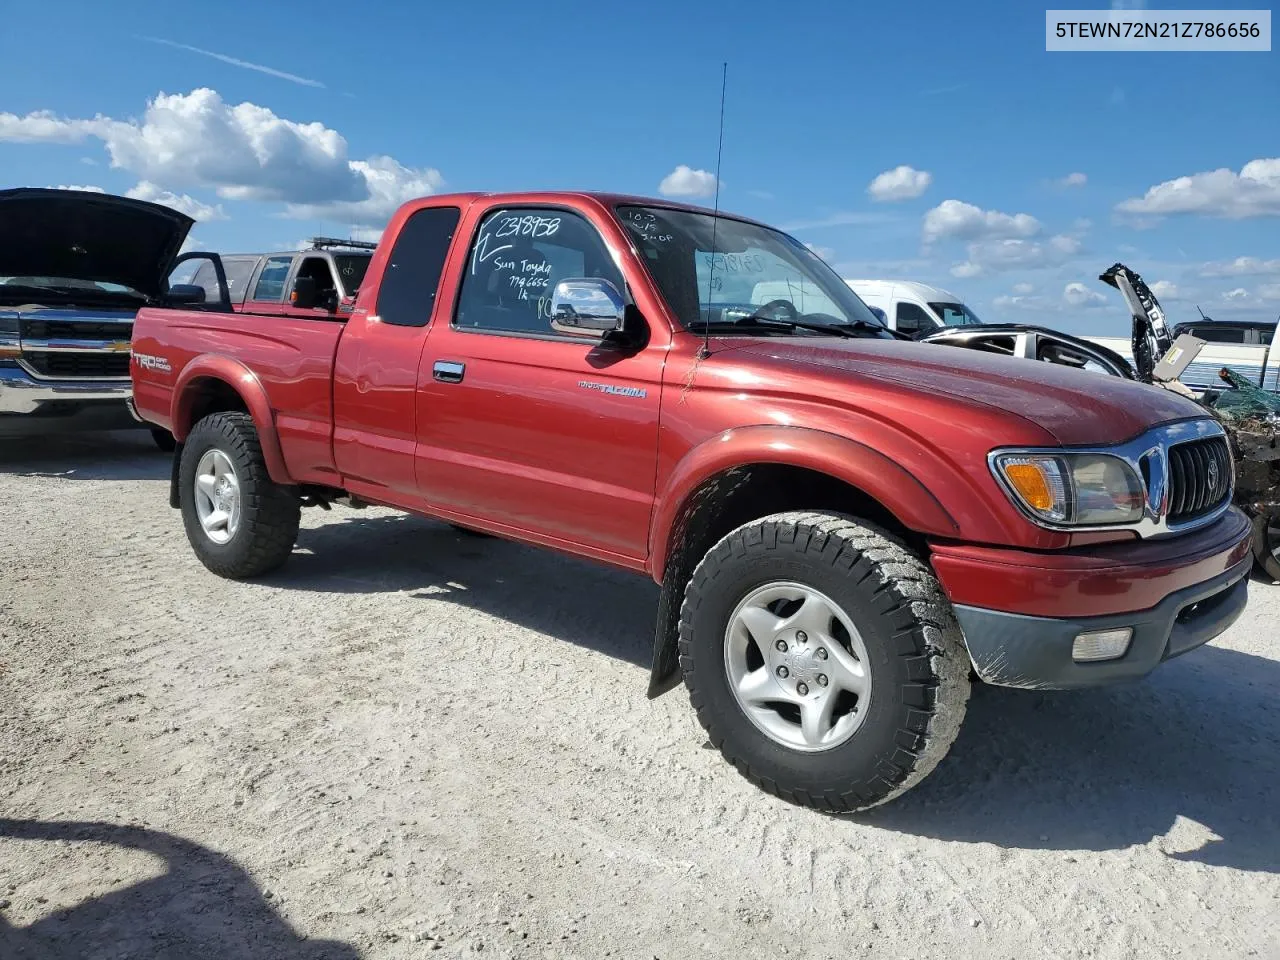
[0,363,132,415]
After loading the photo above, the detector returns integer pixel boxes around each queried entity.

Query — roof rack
[308,236,378,251]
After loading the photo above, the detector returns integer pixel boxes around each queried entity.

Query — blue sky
[1,0,1277,334]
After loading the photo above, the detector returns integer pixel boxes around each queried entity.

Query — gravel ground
[1,430,1277,960]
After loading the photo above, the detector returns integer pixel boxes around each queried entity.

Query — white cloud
[49,183,106,193]
[1012,282,1035,295]
[922,199,1040,244]
[658,165,718,198]
[139,36,324,88]
[0,88,442,226]
[949,234,1082,277]
[993,293,1043,311]
[1057,172,1088,188]
[126,180,226,221]
[282,155,442,224]
[867,165,932,202]
[79,156,97,166]
[1198,256,1280,277]
[1149,280,1180,300]
[1258,283,1280,300]
[1116,158,1280,220]
[1063,282,1108,308]
[804,242,836,260]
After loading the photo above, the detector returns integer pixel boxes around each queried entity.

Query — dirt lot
[1,430,1277,960]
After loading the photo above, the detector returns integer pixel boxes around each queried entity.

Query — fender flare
[170,354,294,486]
[646,424,960,579]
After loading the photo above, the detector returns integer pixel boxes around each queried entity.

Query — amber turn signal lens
[1003,462,1055,512]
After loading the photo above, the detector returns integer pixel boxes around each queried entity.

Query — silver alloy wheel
[723,581,872,752]
[1268,515,1280,565]
[193,448,241,545]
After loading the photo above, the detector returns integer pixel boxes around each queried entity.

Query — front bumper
[952,556,1250,689]
[0,363,137,435]
[932,508,1254,689]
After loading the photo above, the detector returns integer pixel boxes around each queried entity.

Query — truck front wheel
[679,511,971,813]
[178,412,301,579]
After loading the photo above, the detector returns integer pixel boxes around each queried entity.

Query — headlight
[992,451,1145,527]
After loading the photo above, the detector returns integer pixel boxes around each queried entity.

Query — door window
[252,256,294,302]
[895,302,939,337]
[454,208,624,335]
[192,257,257,303]
[292,256,338,306]
[376,206,461,327]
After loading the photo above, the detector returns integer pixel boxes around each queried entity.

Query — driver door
[414,203,667,564]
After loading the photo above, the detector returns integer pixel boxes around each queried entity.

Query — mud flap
[646,572,684,699]
[168,442,184,509]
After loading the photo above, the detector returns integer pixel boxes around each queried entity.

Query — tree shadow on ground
[270,512,658,669]
[0,819,359,960]
[862,643,1280,873]
[0,430,166,481]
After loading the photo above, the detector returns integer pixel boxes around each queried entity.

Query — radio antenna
[700,62,728,360]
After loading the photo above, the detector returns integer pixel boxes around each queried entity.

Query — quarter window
[454,208,623,335]
[252,256,294,302]
[376,206,461,327]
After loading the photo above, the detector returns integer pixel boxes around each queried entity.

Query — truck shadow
[0,430,166,481]
[277,512,657,669]
[863,645,1280,873]
[277,513,1278,871]
[0,819,359,959]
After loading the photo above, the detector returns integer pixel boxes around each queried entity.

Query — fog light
[1072,627,1133,663]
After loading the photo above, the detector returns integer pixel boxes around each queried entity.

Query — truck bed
[130,307,346,480]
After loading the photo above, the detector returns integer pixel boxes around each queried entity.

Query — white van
[844,279,984,336]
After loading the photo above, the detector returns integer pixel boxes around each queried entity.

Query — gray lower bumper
[954,557,1252,690]
[0,363,137,435]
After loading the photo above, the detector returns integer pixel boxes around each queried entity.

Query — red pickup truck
[130,191,1253,811]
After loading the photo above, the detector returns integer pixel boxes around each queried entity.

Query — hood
[0,188,195,299]
[737,337,1208,446]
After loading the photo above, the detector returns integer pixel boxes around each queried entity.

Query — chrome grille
[1167,436,1232,524]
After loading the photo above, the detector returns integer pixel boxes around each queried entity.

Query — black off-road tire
[179,412,300,579]
[679,511,971,813]
[150,427,177,452]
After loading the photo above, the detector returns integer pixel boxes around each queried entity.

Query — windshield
[616,206,891,336]
[334,254,372,296]
[929,301,983,326]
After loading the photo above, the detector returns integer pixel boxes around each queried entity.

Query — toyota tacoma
[129,192,1253,811]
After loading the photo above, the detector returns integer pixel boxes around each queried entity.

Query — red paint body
[130,192,1251,619]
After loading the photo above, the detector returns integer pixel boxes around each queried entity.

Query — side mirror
[167,284,206,305]
[291,276,318,310]
[549,278,626,338]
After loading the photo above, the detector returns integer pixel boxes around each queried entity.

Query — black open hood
[0,188,195,299]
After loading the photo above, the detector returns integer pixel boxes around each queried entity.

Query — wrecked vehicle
[129,191,1252,812]
[923,261,1280,580]
[0,188,196,448]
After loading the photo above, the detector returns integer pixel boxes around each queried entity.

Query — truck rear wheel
[679,511,970,813]
[178,412,300,579]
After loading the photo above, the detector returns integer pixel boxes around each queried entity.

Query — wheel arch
[645,425,961,698]
[170,355,292,487]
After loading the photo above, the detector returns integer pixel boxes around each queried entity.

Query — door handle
[433,360,466,383]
